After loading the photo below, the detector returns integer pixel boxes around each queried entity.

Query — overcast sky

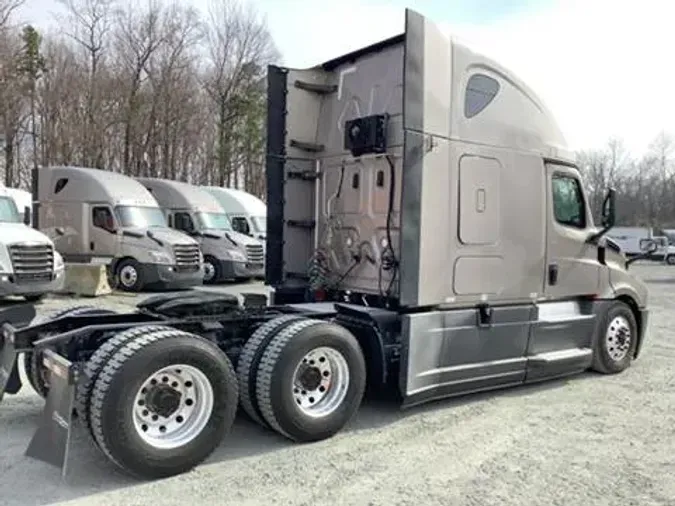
[14,0,674,156]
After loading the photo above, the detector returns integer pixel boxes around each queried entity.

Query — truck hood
[203,229,262,247]
[1,222,53,246]
[123,227,199,247]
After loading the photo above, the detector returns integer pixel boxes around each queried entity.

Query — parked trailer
[0,8,650,481]
[137,177,265,284]
[34,166,205,292]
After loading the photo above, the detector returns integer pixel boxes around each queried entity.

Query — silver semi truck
[136,177,265,283]
[33,166,204,292]
[0,8,650,482]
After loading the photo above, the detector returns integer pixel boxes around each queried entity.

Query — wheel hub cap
[291,346,350,418]
[146,384,182,418]
[605,315,632,362]
[120,266,137,286]
[204,262,215,281]
[132,364,214,449]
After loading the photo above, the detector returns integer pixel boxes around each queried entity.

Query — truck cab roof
[39,166,160,208]
[203,187,267,216]
[137,178,226,214]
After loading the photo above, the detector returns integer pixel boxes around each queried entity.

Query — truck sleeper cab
[203,186,268,241]
[35,166,204,292]
[0,8,651,484]
[137,178,265,284]
[265,9,650,405]
[0,185,64,301]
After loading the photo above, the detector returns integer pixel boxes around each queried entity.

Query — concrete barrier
[61,263,112,297]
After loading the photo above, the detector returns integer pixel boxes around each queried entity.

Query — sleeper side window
[551,174,586,229]
[464,74,500,118]
[92,206,115,232]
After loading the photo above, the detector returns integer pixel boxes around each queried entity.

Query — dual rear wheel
[73,316,365,479]
[236,316,367,442]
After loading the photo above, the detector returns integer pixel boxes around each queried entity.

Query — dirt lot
[1,265,674,506]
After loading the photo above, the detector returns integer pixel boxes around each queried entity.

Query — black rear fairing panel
[265,65,288,287]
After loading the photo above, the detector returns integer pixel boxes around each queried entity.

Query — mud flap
[0,331,17,401]
[25,349,77,478]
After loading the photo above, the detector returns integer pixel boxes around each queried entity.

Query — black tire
[255,319,366,442]
[24,294,46,303]
[89,328,239,479]
[236,314,308,427]
[202,255,221,285]
[591,300,638,374]
[667,255,675,265]
[75,324,175,436]
[23,305,115,398]
[115,258,144,292]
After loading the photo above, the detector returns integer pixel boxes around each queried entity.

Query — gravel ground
[1,265,674,506]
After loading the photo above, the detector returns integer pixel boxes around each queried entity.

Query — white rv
[0,184,65,301]
[202,187,267,241]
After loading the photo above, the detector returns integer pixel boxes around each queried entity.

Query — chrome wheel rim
[119,265,138,288]
[606,315,632,362]
[203,261,215,282]
[132,364,214,449]
[291,346,350,418]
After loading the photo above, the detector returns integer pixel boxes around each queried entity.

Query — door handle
[548,263,558,285]
[90,241,94,251]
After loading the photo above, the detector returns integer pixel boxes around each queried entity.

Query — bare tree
[203,0,277,186]
[0,0,23,29]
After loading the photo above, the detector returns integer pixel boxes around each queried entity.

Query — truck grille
[9,243,54,283]
[173,243,201,272]
[246,244,264,264]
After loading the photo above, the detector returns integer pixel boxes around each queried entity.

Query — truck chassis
[0,288,646,481]
[0,291,399,479]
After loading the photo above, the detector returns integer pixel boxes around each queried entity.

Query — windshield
[114,206,166,228]
[196,212,233,231]
[0,197,20,223]
[252,216,266,233]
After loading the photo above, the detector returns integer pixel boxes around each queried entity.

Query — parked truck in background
[0,8,651,483]
[0,184,64,302]
[203,186,267,241]
[33,166,204,292]
[137,178,265,284]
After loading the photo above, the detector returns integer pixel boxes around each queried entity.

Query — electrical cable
[381,154,399,301]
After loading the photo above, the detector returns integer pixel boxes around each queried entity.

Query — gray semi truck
[136,177,265,283]
[32,166,204,292]
[0,8,651,482]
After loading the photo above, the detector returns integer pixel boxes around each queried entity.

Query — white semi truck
[0,184,65,301]
[203,186,267,241]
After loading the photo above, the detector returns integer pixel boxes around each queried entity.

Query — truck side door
[90,205,119,260]
[544,164,600,298]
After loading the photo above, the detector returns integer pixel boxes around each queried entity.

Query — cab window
[173,212,194,232]
[231,216,250,235]
[92,206,115,232]
[552,174,586,229]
